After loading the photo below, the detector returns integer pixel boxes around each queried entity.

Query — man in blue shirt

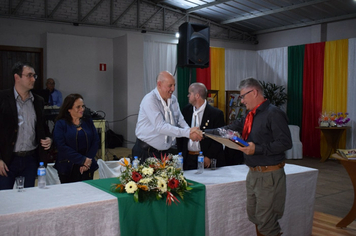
[46,78,63,106]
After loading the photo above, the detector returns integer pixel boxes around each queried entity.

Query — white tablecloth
[0,164,317,236]
[0,182,119,236]
[184,164,318,236]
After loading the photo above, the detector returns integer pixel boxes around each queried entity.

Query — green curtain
[177,66,196,110]
[287,45,305,127]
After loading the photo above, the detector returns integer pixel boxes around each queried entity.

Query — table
[184,164,318,236]
[93,119,106,160]
[0,164,318,236]
[316,126,350,162]
[335,159,356,228]
[0,182,118,236]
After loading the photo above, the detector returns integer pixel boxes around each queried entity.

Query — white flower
[139,178,152,184]
[142,167,154,175]
[157,179,167,193]
[166,166,174,173]
[125,181,138,194]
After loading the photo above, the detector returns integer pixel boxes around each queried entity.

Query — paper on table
[204,133,248,150]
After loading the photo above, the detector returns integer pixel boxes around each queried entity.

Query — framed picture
[225,90,246,124]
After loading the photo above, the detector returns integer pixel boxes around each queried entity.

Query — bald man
[133,71,202,163]
[177,82,226,170]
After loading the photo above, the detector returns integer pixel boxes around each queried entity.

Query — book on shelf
[204,133,249,150]
[336,149,356,160]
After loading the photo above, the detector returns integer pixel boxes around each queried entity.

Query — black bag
[106,129,123,148]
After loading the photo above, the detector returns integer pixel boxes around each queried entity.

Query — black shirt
[210,100,292,167]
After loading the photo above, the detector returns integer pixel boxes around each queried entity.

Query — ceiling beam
[81,0,106,22]
[221,0,329,24]
[48,0,66,18]
[186,0,231,13]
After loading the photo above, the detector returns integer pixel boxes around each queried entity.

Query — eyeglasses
[21,73,38,80]
[238,90,254,100]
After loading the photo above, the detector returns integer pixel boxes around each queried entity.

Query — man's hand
[40,137,52,150]
[0,160,9,177]
[238,142,255,155]
[204,157,211,168]
[189,127,203,141]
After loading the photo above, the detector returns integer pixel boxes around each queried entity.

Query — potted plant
[259,81,287,107]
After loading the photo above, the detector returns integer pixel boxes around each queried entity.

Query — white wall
[256,18,356,50]
[46,33,114,121]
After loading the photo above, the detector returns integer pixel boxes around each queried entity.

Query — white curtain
[256,47,288,87]
[347,38,356,149]
[143,41,177,95]
[225,49,257,90]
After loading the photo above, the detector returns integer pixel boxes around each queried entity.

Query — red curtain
[196,48,211,89]
[301,42,325,158]
[196,68,211,89]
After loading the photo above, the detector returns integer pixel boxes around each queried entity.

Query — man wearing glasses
[207,78,292,236]
[0,61,52,190]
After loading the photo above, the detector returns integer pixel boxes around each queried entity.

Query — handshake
[189,127,203,142]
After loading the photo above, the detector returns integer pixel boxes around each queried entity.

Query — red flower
[166,191,180,205]
[132,171,142,182]
[168,178,179,189]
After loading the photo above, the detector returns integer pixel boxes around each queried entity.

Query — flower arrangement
[111,154,192,205]
[319,111,350,127]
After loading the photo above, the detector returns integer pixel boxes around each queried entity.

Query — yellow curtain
[210,47,225,114]
[321,39,348,155]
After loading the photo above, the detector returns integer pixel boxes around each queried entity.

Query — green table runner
[85,178,205,236]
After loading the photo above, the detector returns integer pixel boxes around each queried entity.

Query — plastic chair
[97,158,130,179]
[46,163,61,185]
[285,125,303,159]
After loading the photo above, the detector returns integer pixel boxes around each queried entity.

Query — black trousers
[132,138,178,164]
[184,153,199,170]
[58,164,94,184]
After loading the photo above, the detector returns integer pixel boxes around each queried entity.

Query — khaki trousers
[246,167,286,236]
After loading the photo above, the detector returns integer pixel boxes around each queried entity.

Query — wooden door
[0,46,43,90]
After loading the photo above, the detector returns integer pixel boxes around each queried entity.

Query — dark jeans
[58,164,94,184]
[132,138,178,164]
[0,153,38,190]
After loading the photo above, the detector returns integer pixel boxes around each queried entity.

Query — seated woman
[53,94,99,183]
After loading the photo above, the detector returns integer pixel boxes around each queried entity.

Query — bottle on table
[133,156,139,169]
[177,152,184,171]
[37,162,46,189]
[196,151,204,174]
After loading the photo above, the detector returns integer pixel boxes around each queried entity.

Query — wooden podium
[336,159,356,228]
[316,126,350,162]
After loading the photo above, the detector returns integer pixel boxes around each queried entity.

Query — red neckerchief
[241,99,266,141]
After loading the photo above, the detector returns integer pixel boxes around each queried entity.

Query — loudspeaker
[178,22,210,68]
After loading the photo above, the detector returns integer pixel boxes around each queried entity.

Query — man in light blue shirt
[46,78,63,106]
[133,71,202,163]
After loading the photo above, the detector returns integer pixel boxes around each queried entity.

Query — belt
[13,150,36,157]
[249,161,285,172]
[137,139,161,153]
[188,151,200,155]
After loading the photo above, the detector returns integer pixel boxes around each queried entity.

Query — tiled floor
[285,157,354,219]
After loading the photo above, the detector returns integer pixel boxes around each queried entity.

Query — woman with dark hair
[53,94,99,183]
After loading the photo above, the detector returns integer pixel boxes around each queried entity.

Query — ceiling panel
[157,0,356,34]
